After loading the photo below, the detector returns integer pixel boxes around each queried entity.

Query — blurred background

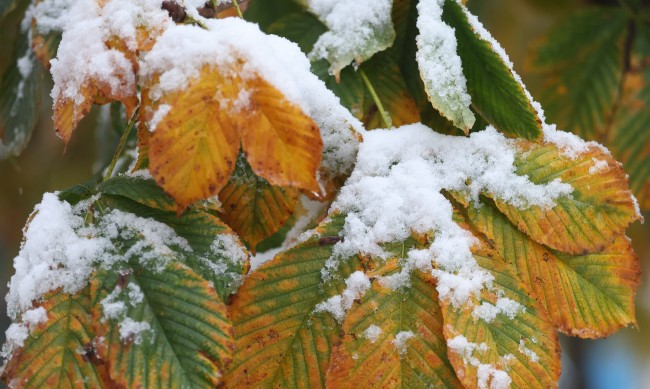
[1,0,649,388]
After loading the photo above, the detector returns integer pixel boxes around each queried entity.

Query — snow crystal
[127,283,144,305]
[392,331,415,355]
[518,339,539,363]
[140,17,362,180]
[308,0,394,74]
[328,124,572,307]
[416,0,475,130]
[472,297,524,323]
[362,324,382,343]
[22,307,48,329]
[119,318,151,344]
[200,233,249,292]
[0,324,29,362]
[101,287,127,320]
[314,271,371,322]
[448,335,511,389]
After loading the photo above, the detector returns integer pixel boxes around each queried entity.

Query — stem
[359,69,392,128]
[231,0,243,18]
[103,108,139,182]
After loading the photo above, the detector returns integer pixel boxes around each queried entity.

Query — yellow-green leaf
[464,199,640,338]
[492,140,640,254]
[325,260,462,388]
[2,288,112,388]
[441,244,561,389]
[225,214,359,387]
[219,156,299,251]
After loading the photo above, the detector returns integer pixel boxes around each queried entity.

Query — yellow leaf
[148,67,241,211]
[240,76,323,194]
[219,156,299,251]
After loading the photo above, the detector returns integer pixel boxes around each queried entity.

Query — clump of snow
[101,287,127,320]
[472,297,524,323]
[200,233,249,292]
[307,0,394,76]
[43,0,173,105]
[447,335,511,389]
[518,339,539,363]
[140,18,362,179]
[362,324,383,343]
[119,318,151,344]
[541,124,607,159]
[0,324,29,363]
[416,0,475,131]
[314,271,371,322]
[149,104,171,130]
[327,124,572,307]
[22,307,48,329]
[392,331,415,355]
[589,158,609,174]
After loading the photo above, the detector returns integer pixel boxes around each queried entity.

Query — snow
[308,0,394,75]
[392,331,415,355]
[447,335,512,389]
[416,0,475,131]
[21,308,48,329]
[314,271,371,322]
[326,124,573,307]
[140,17,362,179]
[362,324,382,343]
[119,318,151,344]
[518,339,539,363]
[589,158,609,174]
[101,287,127,320]
[44,0,172,106]
[472,297,524,323]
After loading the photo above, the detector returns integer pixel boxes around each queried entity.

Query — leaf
[440,242,561,389]
[225,214,360,387]
[610,68,650,209]
[147,67,241,211]
[239,75,323,193]
[415,0,475,133]
[441,0,542,139]
[218,156,299,251]
[98,175,177,212]
[146,66,323,211]
[464,198,640,338]
[92,261,234,388]
[309,0,396,78]
[0,26,44,159]
[490,140,640,254]
[530,8,628,139]
[2,288,112,388]
[325,260,462,388]
[267,12,327,54]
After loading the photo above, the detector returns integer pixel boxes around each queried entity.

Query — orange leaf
[240,76,323,194]
[148,67,241,211]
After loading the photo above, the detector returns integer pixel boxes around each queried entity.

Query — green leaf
[531,8,629,138]
[441,0,542,139]
[98,175,177,212]
[0,25,44,159]
[325,260,462,388]
[2,287,112,388]
[92,261,233,388]
[267,12,327,54]
[464,198,639,338]
[225,214,361,387]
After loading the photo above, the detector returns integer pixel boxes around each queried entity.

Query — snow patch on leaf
[314,271,371,322]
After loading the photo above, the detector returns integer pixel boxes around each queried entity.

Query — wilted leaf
[2,288,112,388]
[326,260,462,388]
[225,214,360,387]
[491,141,640,254]
[441,0,542,139]
[464,198,639,338]
[219,156,299,251]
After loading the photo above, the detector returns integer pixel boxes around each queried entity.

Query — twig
[359,69,392,128]
[103,108,139,182]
